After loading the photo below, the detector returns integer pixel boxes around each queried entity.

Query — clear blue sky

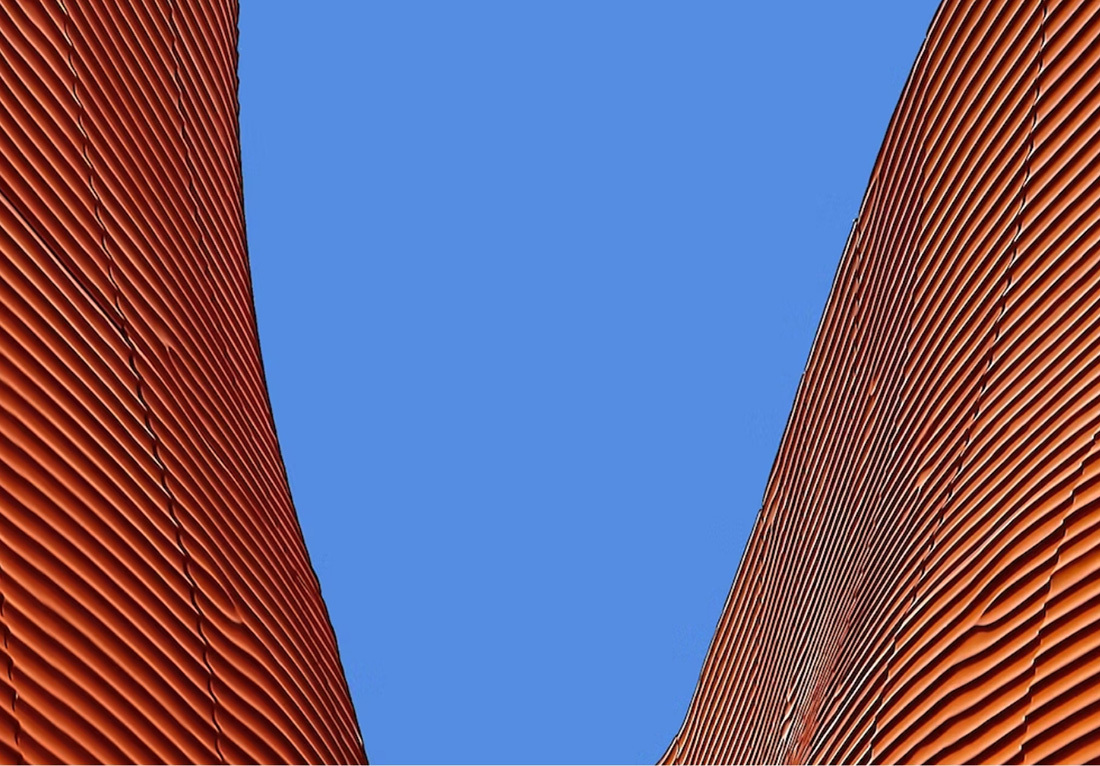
[237,2,941,763]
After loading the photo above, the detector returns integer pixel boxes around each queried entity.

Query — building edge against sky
[0,2,364,762]
[663,0,1100,762]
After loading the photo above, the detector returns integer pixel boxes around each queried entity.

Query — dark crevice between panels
[56,1,227,762]
[997,1,1047,761]
[0,565,20,763]
[165,1,368,761]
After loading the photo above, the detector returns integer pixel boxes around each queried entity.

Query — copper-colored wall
[662,0,1100,763]
[0,2,364,763]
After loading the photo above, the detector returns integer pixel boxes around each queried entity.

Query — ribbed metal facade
[663,0,1100,762]
[0,2,364,762]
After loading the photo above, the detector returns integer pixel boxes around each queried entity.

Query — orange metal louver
[663,0,1100,763]
[0,1,364,762]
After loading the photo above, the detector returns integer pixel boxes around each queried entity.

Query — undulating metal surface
[0,2,365,762]
[662,0,1100,762]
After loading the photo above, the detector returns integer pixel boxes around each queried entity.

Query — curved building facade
[0,2,363,763]
[664,0,1100,763]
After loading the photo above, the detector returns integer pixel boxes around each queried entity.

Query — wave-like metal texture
[0,1,365,763]
[662,0,1100,763]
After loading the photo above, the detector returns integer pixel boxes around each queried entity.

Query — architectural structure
[664,1,1100,762]
[0,2,364,762]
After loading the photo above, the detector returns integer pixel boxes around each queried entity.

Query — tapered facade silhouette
[0,2,364,762]
[664,0,1100,762]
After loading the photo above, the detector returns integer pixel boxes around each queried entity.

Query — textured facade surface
[663,0,1100,763]
[0,2,364,763]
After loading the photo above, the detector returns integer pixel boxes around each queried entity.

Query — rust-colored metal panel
[661,0,1100,763]
[0,1,365,763]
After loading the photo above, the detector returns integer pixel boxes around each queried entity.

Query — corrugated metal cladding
[662,0,1100,763]
[0,2,364,764]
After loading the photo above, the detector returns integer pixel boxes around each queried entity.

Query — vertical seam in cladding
[166,1,357,761]
[0,578,20,763]
[871,1,1046,761]
[1015,10,1075,759]
[1002,12,1048,758]
[158,0,240,755]
[55,2,227,762]
[1022,444,1090,763]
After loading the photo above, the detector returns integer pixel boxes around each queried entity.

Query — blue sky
[237,2,941,763]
